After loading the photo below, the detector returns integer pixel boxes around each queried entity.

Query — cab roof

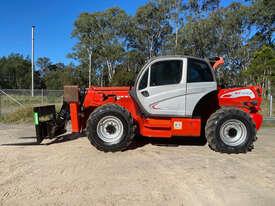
[147,55,224,69]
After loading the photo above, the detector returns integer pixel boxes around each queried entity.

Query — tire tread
[86,104,136,152]
[205,107,256,154]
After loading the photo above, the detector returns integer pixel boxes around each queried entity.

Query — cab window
[187,58,214,83]
[150,60,183,86]
[138,69,148,90]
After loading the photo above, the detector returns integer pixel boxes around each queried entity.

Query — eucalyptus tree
[247,0,275,46]
[71,7,129,85]
[126,2,172,59]
[36,57,52,77]
[244,46,275,96]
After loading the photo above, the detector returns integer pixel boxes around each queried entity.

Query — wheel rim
[219,119,247,146]
[97,116,124,144]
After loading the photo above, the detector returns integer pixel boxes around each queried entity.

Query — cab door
[135,58,187,117]
[185,58,217,116]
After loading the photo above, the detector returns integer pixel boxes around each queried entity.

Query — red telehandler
[33,56,263,153]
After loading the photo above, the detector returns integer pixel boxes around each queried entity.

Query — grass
[1,95,62,108]
[0,93,63,123]
[262,121,275,127]
[0,106,34,123]
[0,104,62,124]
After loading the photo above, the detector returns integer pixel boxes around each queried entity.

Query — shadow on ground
[2,133,207,149]
[1,133,86,146]
[128,135,207,150]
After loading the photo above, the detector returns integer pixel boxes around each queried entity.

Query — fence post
[269,95,273,117]
[41,89,44,104]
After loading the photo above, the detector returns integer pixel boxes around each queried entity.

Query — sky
[0,0,233,65]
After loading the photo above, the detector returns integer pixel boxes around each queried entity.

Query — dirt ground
[0,124,274,206]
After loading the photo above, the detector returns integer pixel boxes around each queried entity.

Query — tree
[0,54,44,89]
[148,0,187,54]
[70,7,129,86]
[247,0,275,46]
[110,67,135,86]
[127,2,172,59]
[177,2,255,87]
[244,46,275,97]
[36,57,52,76]
[44,63,78,90]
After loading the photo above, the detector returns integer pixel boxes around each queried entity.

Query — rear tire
[86,104,136,152]
[205,107,256,153]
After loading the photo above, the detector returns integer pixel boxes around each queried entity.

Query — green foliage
[245,46,275,79]
[127,2,172,58]
[243,46,275,95]
[0,54,42,89]
[110,68,136,86]
[70,7,129,86]
[247,0,275,46]
[44,65,78,90]
[36,57,52,76]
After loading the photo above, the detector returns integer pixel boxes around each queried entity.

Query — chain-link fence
[0,89,63,117]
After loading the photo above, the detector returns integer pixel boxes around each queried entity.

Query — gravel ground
[0,124,274,206]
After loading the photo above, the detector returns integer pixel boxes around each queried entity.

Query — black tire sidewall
[215,113,253,151]
[88,107,132,150]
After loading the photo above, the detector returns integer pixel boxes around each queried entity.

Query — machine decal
[220,89,255,99]
[150,103,160,110]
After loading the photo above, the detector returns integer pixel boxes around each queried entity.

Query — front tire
[205,107,256,153]
[86,104,136,152]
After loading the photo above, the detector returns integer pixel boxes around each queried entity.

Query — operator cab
[133,56,217,117]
